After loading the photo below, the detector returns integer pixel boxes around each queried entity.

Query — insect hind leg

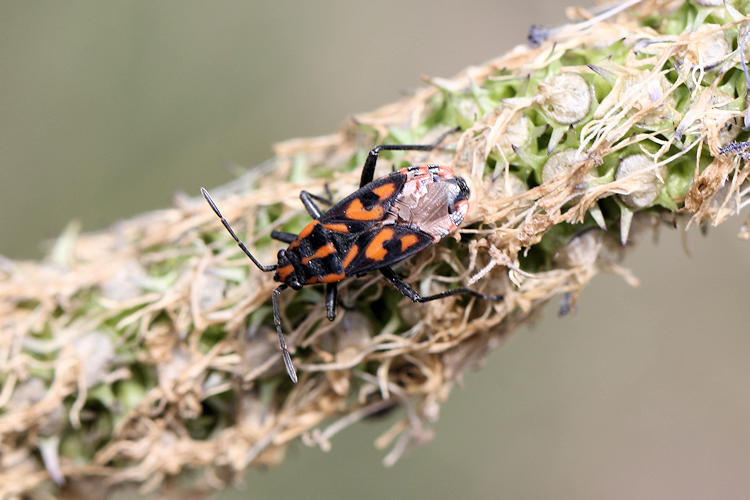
[200,187,277,272]
[379,266,503,303]
[359,126,461,187]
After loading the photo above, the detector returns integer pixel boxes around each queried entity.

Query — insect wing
[319,172,407,233]
[341,225,434,276]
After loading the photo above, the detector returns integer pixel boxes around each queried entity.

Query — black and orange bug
[201,127,503,383]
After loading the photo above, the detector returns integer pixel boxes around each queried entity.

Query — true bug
[201,127,503,383]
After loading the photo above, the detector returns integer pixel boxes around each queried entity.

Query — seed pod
[72,331,115,388]
[335,311,375,364]
[719,115,743,145]
[197,268,226,310]
[99,260,148,302]
[487,172,528,197]
[706,90,742,146]
[496,111,533,153]
[541,149,596,185]
[596,71,675,130]
[675,88,740,146]
[8,377,47,409]
[708,179,749,218]
[677,24,731,70]
[240,326,281,379]
[455,98,480,124]
[538,72,593,124]
[541,149,605,224]
[553,229,603,268]
[615,153,667,209]
[327,312,375,396]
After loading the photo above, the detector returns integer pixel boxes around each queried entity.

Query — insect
[201,127,503,383]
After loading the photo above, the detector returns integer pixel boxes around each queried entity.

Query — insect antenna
[200,187,278,272]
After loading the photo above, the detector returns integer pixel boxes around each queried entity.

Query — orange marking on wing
[344,198,384,221]
[319,272,345,283]
[276,264,294,281]
[289,220,320,249]
[301,242,336,265]
[372,182,396,200]
[342,244,359,269]
[400,234,420,252]
[298,220,319,238]
[323,223,349,233]
[365,228,394,261]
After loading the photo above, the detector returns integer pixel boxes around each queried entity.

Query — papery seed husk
[553,230,603,268]
[488,172,528,197]
[615,153,667,209]
[72,331,115,388]
[679,24,731,70]
[539,72,592,124]
[597,71,676,129]
[541,149,597,185]
[497,112,533,153]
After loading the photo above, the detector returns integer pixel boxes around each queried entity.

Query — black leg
[325,283,338,321]
[359,126,461,187]
[201,188,277,272]
[379,266,503,303]
[270,230,297,244]
[299,187,334,219]
[305,189,333,206]
[323,183,334,204]
[299,191,327,219]
[272,284,298,384]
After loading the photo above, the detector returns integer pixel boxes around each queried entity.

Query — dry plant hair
[2,0,750,496]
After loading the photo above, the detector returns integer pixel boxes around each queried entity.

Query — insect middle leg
[379,266,504,303]
[359,126,461,187]
[299,191,328,219]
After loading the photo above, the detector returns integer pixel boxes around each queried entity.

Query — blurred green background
[3,2,750,499]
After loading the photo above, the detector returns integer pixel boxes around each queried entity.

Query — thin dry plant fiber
[2,0,750,497]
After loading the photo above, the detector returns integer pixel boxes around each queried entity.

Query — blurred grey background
[2,2,750,499]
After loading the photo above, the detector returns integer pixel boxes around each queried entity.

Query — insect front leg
[359,126,461,187]
[379,266,503,303]
[270,230,297,243]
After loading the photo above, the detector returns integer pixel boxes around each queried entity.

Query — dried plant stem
[2,1,750,497]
